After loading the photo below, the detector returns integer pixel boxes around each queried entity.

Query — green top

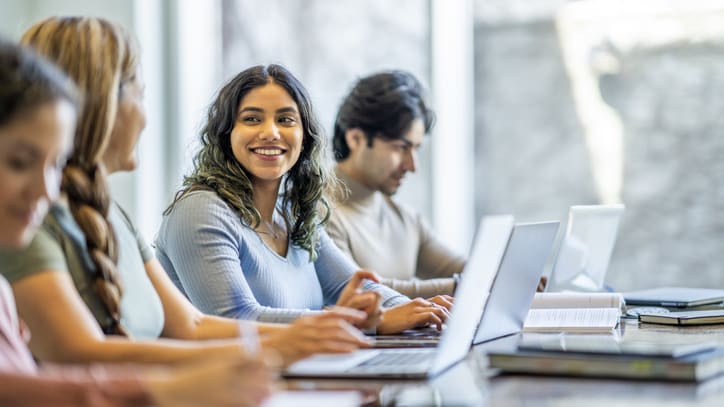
[0,202,164,339]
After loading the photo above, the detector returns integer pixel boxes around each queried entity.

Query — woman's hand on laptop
[376,298,451,334]
[427,295,454,311]
[336,270,383,330]
[261,309,372,366]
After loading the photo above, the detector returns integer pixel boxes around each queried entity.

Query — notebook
[517,334,716,358]
[371,220,559,348]
[624,287,724,308]
[283,215,515,379]
[638,309,724,326]
[547,204,624,292]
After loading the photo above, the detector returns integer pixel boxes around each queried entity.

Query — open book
[523,292,623,332]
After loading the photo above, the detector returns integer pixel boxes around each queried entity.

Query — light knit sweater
[326,168,466,298]
[155,190,408,323]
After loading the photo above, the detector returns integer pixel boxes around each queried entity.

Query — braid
[20,17,139,336]
[63,162,128,336]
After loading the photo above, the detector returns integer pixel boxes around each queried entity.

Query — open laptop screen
[473,221,559,344]
[548,204,624,292]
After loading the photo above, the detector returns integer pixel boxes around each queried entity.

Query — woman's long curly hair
[22,17,139,336]
[167,64,336,260]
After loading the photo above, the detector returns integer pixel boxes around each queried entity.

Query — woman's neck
[252,179,289,256]
[100,156,123,176]
[252,179,282,222]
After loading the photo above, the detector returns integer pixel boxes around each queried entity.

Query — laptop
[370,220,560,349]
[370,327,442,348]
[624,287,724,308]
[283,215,515,379]
[473,221,559,344]
[547,204,624,292]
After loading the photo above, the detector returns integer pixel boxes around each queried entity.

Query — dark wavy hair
[333,70,435,161]
[167,64,334,260]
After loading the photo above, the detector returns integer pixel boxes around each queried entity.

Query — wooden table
[283,319,724,406]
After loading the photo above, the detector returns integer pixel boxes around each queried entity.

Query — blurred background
[2,0,723,291]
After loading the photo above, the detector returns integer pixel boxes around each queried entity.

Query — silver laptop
[283,215,515,379]
[371,221,560,349]
[547,204,624,292]
[473,221,559,344]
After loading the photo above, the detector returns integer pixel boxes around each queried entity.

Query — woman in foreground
[0,39,269,407]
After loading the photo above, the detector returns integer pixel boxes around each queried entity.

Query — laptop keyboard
[358,350,433,368]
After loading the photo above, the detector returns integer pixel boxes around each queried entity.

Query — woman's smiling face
[229,81,303,188]
[0,100,75,248]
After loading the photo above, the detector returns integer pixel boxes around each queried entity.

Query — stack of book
[488,336,724,382]
[624,287,724,326]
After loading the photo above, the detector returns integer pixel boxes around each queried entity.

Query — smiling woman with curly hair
[157,64,453,334]
[168,64,334,260]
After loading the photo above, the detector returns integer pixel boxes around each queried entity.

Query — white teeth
[255,148,283,156]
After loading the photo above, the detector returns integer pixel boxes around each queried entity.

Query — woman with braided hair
[0,38,272,407]
[0,16,373,368]
[22,15,135,337]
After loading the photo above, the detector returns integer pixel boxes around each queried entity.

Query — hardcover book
[639,310,724,326]
[488,344,724,382]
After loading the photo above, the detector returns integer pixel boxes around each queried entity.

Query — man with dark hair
[328,71,465,298]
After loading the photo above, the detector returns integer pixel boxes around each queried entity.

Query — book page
[531,292,624,309]
[523,307,620,332]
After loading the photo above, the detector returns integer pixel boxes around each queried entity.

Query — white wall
[0,0,132,38]
[0,0,168,242]
[431,0,476,252]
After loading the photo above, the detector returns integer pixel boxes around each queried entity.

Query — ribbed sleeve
[380,277,456,298]
[314,228,408,308]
